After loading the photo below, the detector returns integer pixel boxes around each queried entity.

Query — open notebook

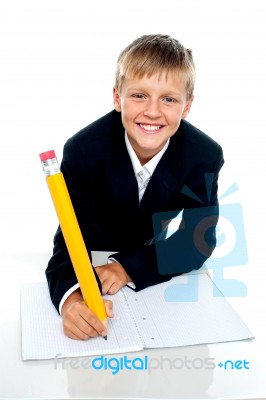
[20,272,254,360]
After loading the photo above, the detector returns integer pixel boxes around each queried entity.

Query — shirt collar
[125,132,170,176]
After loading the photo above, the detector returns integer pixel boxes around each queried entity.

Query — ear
[182,96,194,119]
[113,87,121,112]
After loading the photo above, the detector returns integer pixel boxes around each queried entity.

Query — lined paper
[20,273,254,360]
[123,274,254,348]
[21,284,143,360]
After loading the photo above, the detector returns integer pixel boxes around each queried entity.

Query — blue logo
[152,177,248,301]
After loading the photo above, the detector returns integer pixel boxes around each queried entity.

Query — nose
[143,99,162,119]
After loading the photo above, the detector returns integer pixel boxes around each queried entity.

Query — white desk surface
[0,251,265,400]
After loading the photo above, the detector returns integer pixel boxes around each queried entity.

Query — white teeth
[140,124,161,131]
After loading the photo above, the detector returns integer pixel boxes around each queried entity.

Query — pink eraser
[39,150,56,161]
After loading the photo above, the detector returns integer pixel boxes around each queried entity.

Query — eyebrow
[127,87,183,97]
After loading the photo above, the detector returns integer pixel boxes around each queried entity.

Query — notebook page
[21,282,143,360]
[122,273,254,348]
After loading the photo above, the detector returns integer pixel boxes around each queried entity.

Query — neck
[137,152,154,166]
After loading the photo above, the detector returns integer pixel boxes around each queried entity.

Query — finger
[101,278,115,295]
[104,300,114,318]
[63,328,83,340]
[63,322,93,340]
[81,307,107,337]
[107,281,122,295]
[64,326,91,340]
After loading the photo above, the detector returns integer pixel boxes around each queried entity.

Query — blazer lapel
[107,131,139,211]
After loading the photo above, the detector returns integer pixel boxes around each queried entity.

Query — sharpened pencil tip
[103,335,107,341]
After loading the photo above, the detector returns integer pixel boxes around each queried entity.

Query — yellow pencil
[39,150,107,337]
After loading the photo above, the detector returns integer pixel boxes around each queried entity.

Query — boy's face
[113,71,193,164]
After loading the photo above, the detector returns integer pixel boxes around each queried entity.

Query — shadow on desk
[62,345,214,399]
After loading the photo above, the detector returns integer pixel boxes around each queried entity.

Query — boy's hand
[61,289,113,340]
[95,262,132,295]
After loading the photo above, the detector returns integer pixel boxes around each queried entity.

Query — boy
[46,34,224,340]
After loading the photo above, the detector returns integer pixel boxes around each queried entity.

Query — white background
[0,0,265,396]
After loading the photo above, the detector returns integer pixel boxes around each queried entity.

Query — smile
[138,124,163,131]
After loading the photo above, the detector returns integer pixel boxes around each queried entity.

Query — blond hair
[115,34,195,100]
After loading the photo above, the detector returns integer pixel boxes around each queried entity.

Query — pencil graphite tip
[103,335,107,341]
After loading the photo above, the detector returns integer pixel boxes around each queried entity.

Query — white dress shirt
[58,132,170,314]
[124,132,169,202]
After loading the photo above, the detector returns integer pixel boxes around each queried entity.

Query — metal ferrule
[41,158,60,176]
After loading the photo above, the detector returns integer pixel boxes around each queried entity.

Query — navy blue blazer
[46,110,224,312]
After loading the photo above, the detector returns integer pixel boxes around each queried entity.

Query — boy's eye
[132,93,146,99]
[163,97,177,104]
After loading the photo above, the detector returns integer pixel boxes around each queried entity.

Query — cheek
[168,111,182,126]
[120,111,132,131]
[121,105,137,124]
